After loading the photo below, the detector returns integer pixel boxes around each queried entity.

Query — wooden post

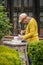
[21,0,24,30]
[7,0,14,34]
[27,0,29,15]
[16,0,19,29]
[21,0,24,13]
[32,0,40,35]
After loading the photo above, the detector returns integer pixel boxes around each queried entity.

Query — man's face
[22,18,28,24]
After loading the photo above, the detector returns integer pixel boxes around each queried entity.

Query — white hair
[19,13,27,23]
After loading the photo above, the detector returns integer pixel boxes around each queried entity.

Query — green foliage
[0,5,12,40]
[28,40,43,65]
[0,46,22,65]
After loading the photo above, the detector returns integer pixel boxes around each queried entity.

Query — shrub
[28,40,43,65]
[0,5,12,40]
[0,46,22,65]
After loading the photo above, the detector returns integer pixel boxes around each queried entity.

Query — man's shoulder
[30,18,37,23]
[29,18,37,25]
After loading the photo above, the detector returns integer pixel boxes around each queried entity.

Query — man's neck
[26,16,32,23]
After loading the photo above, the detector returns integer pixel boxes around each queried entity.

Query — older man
[19,13,39,43]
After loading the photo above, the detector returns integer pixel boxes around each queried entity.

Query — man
[19,13,39,43]
[19,13,39,65]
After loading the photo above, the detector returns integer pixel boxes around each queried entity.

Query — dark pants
[28,56,32,65]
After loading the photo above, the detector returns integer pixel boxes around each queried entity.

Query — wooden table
[3,40,29,65]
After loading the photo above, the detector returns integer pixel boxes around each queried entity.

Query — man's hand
[20,30,25,35]
[18,35,24,40]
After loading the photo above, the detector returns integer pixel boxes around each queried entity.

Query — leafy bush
[28,40,43,65]
[0,5,12,40]
[0,46,22,65]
